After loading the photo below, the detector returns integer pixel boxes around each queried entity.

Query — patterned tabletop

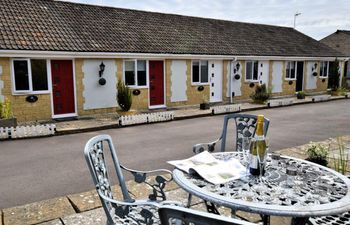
[173,152,350,217]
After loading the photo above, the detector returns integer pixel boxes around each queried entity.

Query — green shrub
[0,98,13,119]
[305,142,329,166]
[332,138,349,175]
[332,87,348,96]
[117,79,132,111]
[250,83,271,104]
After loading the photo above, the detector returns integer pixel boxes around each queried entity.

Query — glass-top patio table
[172,152,350,225]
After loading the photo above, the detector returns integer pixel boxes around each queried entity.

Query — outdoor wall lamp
[99,62,105,77]
[98,62,106,85]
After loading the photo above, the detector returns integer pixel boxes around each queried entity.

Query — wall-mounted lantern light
[236,63,240,71]
[98,62,106,85]
[99,62,105,77]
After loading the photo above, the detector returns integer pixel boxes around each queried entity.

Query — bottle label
[249,155,258,169]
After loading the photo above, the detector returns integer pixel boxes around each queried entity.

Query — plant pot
[0,118,17,128]
[306,157,328,167]
[297,94,305,99]
[200,103,210,110]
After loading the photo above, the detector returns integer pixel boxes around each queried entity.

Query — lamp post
[294,12,301,29]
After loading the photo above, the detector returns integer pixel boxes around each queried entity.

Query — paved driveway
[0,99,349,208]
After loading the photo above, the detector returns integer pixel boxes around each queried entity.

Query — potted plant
[305,142,329,166]
[0,98,17,128]
[117,79,132,112]
[296,91,305,99]
[250,83,271,104]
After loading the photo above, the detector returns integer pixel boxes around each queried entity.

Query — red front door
[51,60,75,115]
[149,61,164,106]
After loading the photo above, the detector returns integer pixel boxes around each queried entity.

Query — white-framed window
[192,60,208,85]
[285,61,297,80]
[245,61,259,82]
[12,59,49,94]
[124,60,147,88]
[319,61,329,78]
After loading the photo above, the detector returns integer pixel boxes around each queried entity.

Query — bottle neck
[256,121,264,137]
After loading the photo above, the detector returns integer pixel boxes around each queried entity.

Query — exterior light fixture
[99,62,105,77]
[98,62,106,85]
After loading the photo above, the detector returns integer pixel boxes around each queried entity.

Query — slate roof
[320,30,350,57]
[0,0,344,57]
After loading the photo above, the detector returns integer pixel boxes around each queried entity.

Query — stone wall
[0,58,52,122]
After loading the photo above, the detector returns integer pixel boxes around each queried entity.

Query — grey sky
[62,0,350,40]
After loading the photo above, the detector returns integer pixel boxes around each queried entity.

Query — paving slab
[67,185,125,213]
[165,188,203,206]
[67,190,101,213]
[126,174,179,199]
[36,219,63,225]
[2,197,75,225]
[61,208,106,225]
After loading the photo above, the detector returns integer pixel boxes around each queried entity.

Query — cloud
[61,0,350,40]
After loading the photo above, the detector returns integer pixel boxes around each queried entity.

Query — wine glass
[257,137,269,182]
[241,137,252,177]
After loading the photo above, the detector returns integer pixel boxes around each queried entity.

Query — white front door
[209,60,223,103]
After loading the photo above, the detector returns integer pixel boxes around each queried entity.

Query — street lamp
[294,12,301,29]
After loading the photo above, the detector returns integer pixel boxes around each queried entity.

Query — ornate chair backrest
[220,114,270,152]
[84,134,133,223]
[159,205,257,225]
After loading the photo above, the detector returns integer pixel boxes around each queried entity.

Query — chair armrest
[121,166,173,201]
[192,138,221,154]
[98,188,161,207]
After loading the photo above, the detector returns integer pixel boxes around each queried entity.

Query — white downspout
[230,57,237,103]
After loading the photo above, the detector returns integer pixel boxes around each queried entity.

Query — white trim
[11,58,51,94]
[123,59,149,88]
[148,59,166,109]
[285,61,297,80]
[191,60,209,85]
[149,104,166,110]
[319,61,329,78]
[52,113,77,119]
[245,61,259,82]
[49,59,78,118]
[0,50,341,61]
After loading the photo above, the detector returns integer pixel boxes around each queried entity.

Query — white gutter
[0,50,341,61]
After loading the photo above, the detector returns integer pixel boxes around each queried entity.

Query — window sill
[12,91,50,95]
[245,80,259,83]
[285,78,296,81]
[127,86,148,89]
[191,83,209,86]
[319,77,328,79]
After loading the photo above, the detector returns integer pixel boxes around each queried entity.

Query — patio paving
[2,135,349,225]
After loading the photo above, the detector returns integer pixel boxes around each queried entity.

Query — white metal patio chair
[193,113,270,154]
[190,114,270,218]
[84,134,180,225]
[158,205,258,225]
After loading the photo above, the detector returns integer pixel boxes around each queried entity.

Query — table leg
[262,215,270,225]
[204,201,220,215]
[186,194,192,208]
[291,217,308,225]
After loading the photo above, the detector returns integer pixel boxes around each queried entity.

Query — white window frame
[285,61,297,80]
[319,61,329,78]
[191,60,209,85]
[123,59,148,88]
[245,61,259,82]
[11,58,50,95]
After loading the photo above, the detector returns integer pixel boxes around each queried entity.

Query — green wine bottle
[249,115,266,176]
